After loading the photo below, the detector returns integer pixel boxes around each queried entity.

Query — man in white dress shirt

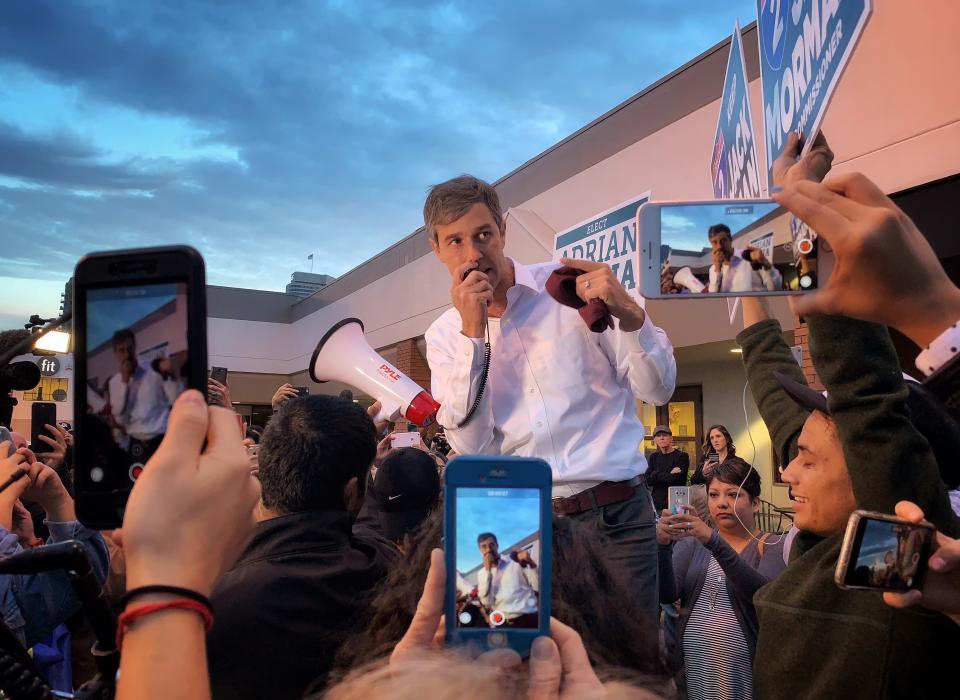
[423,175,676,642]
[706,223,781,293]
[107,329,179,462]
[475,532,539,628]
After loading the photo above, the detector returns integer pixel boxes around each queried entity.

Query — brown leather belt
[552,475,644,516]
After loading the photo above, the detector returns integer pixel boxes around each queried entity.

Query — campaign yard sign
[756,0,872,189]
[552,193,651,300]
[711,20,763,199]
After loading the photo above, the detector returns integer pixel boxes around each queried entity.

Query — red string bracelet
[117,600,214,649]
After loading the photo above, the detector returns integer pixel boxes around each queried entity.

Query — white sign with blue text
[552,193,651,302]
[711,20,763,199]
[756,0,872,189]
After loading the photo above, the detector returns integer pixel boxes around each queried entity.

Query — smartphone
[835,510,936,592]
[667,486,690,515]
[30,402,58,454]
[295,386,309,397]
[210,366,228,384]
[707,451,720,463]
[444,456,552,657]
[637,198,834,298]
[73,246,207,528]
[391,431,421,449]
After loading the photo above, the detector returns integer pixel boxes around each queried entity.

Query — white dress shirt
[108,365,179,441]
[425,259,677,498]
[476,556,539,621]
[708,252,781,293]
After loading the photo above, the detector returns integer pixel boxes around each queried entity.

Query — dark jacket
[740,317,960,700]
[646,449,689,512]
[207,509,396,700]
[657,530,785,673]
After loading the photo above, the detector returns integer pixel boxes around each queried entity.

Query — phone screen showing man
[846,518,933,591]
[658,202,817,295]
[454,487,541,629]
[82,282,189,491]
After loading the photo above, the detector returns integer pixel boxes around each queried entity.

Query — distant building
[285,272,336,299]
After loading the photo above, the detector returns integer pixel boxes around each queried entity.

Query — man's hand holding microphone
[453,261,493,339]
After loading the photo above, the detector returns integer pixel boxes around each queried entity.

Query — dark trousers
[567,484,659,656]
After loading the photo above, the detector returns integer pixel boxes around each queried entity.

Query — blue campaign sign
[756,0,872,188]
[552,193,650,299]
[711,20,763,199]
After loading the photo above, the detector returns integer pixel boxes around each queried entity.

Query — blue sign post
[756,0,872,189]
[711,20,763,199]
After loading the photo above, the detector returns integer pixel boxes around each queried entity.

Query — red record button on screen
[129,463,144,481]
[490,610,505,627]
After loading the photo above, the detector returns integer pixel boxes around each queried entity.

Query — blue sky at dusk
[0,0,758,330]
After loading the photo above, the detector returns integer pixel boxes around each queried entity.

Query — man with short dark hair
[476,532,539,628]
[738,300,960,699]
[107,328,178,461]
[645,426,689,512]
[207,395,396,700]
[707,223,780,293]
[423,175,676,647]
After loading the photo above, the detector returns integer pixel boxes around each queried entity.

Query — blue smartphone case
[443,455,552,657]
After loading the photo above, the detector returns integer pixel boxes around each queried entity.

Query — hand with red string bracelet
[115,390,259,700]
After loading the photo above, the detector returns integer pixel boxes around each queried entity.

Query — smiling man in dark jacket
[738,301,960,699]
[207,395,396,700]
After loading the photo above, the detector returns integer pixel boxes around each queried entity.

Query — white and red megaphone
[309,318,441,427]
[672,266,705,293]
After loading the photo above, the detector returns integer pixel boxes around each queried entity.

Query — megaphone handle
[457,321,491,429]
[374,401,401,426]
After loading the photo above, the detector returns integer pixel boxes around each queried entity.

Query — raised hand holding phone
[882,501,960,625]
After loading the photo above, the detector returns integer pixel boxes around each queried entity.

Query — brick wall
[794,320,824,391]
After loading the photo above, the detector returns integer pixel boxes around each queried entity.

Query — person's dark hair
[707,223,731,238]
[707,456,761,500]
[476,532,497,545]
[423,175,503,241]
[258,395,376,513]
[702,424,735,456]
[330,512,668,686]
[110,328,135,348]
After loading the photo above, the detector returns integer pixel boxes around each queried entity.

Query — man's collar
[509,258,538,293]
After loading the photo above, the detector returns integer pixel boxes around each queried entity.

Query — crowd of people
[0,128,958,700]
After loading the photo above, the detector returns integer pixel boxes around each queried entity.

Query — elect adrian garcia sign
[756,0,872,189]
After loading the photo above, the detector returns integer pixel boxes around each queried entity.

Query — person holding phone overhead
[423,175,677,646]
[690,424,735,485]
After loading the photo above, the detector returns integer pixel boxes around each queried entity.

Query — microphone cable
[457,319,490,428]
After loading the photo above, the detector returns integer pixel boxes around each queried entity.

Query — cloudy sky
[0,0,757,330]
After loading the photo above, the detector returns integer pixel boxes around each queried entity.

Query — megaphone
[310,318,441,427]
[672,266,705,293]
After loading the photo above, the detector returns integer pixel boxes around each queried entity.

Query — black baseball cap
[652,425,672,436]
[774,371,960,488]
[368,448,441,541]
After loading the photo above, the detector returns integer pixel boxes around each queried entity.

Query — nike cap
[368,447,441,541]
